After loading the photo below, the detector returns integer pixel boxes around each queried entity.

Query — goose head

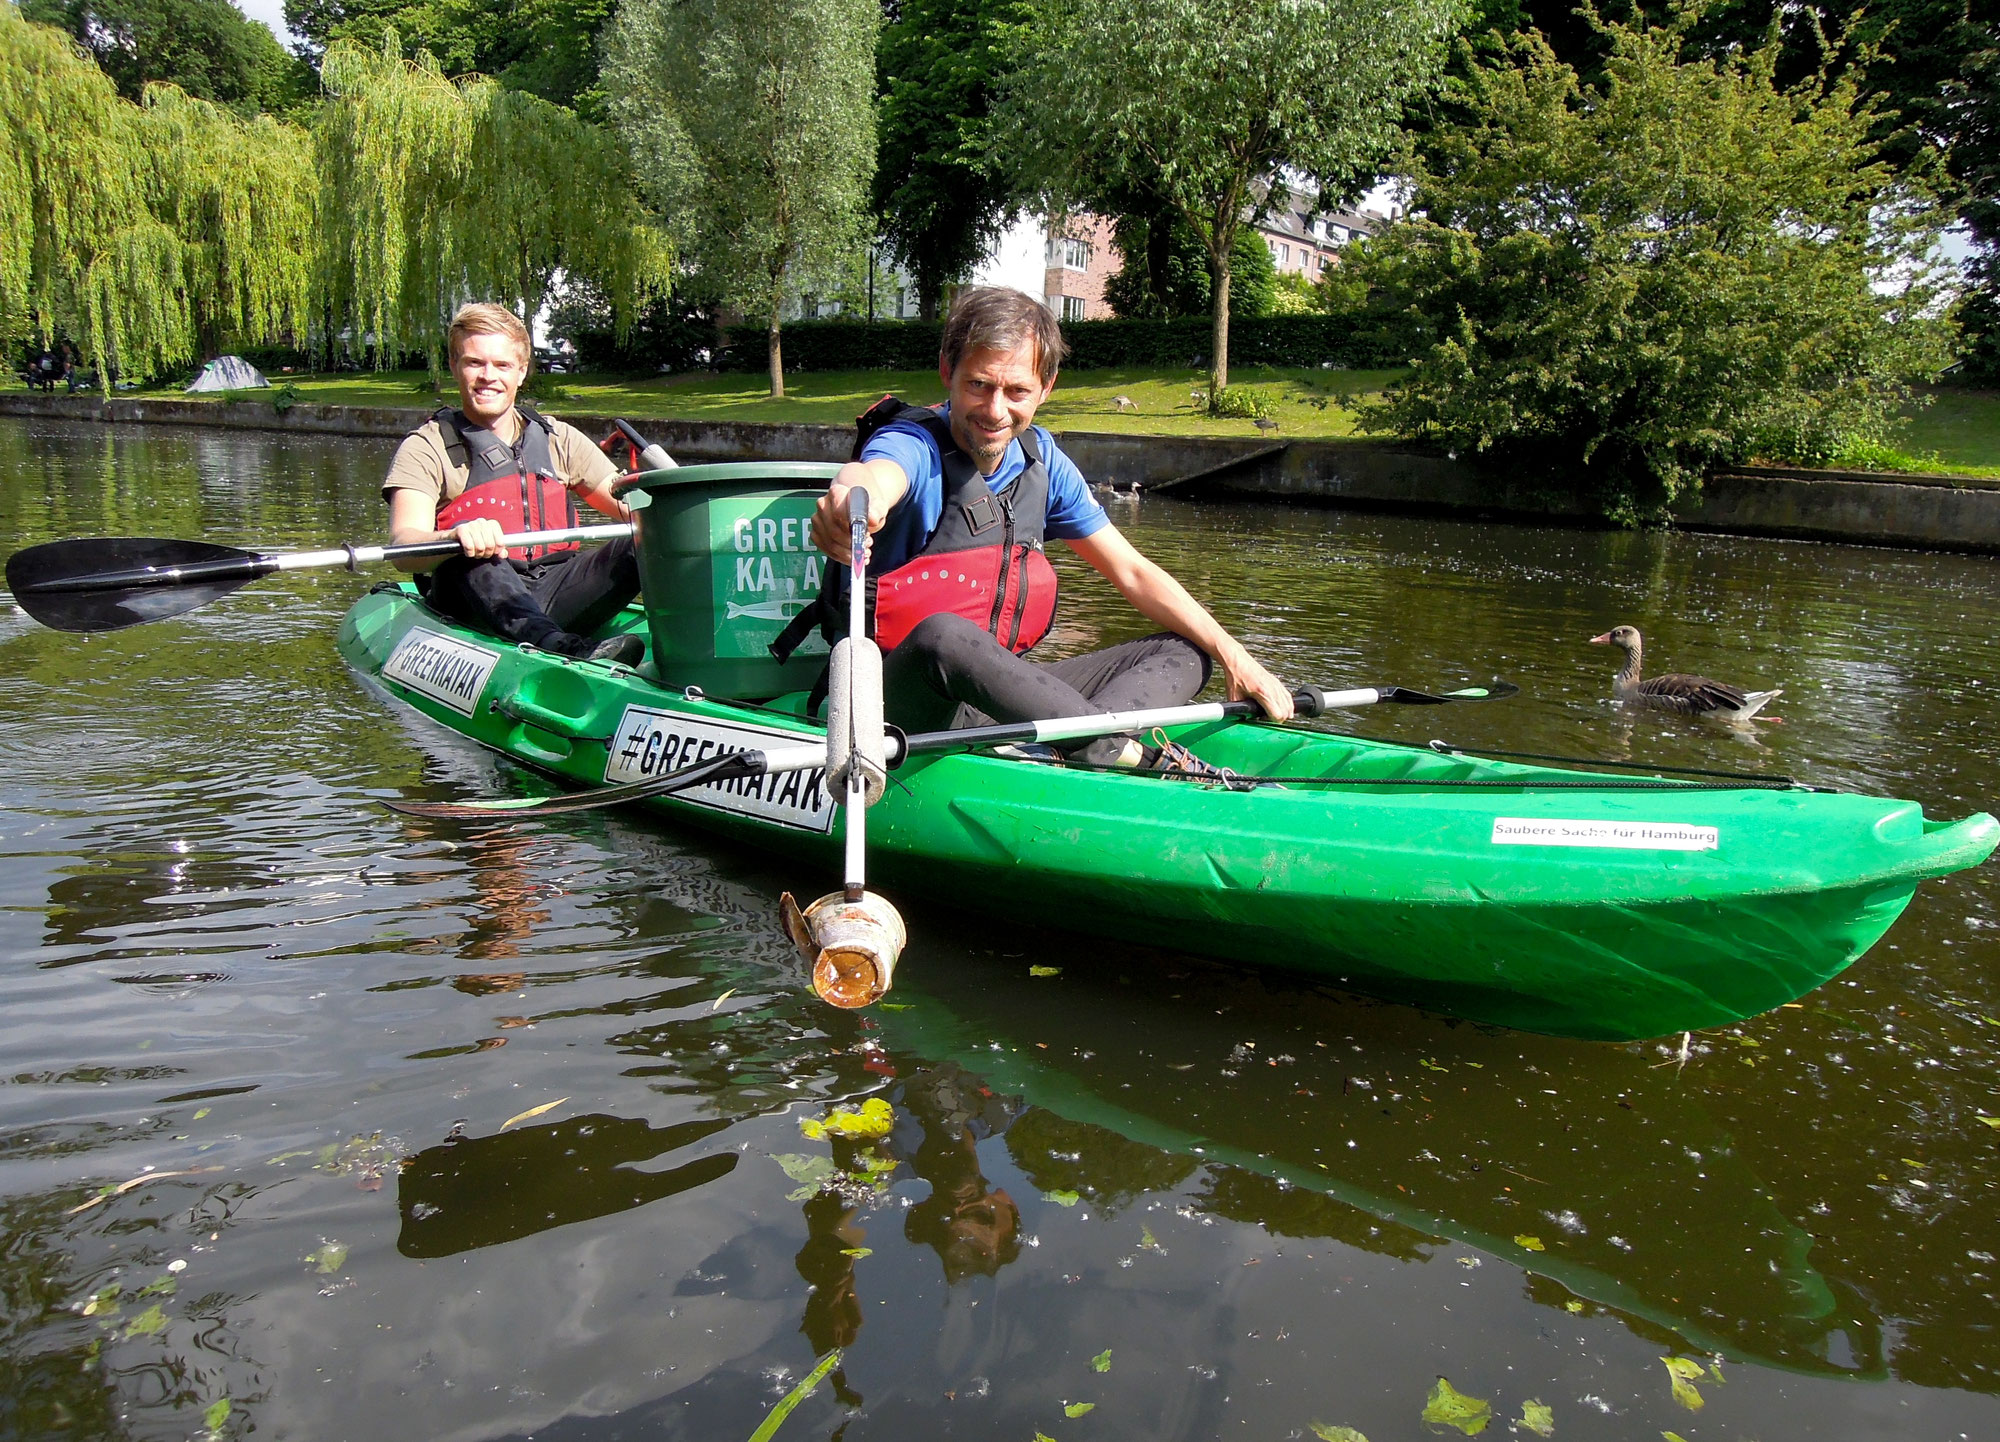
[1589,625,1641,652]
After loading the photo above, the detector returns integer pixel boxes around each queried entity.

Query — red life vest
[773,397,1060,659]
[431,405,580,563]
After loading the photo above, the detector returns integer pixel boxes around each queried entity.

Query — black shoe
[585,634,645,667]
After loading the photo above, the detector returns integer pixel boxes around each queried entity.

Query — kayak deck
[338,586,1998,1040]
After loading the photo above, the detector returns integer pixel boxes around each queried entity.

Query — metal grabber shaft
[780,486,907,1007]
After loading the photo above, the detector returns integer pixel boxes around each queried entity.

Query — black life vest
[431,405,579,563]
[771,397,1060,661]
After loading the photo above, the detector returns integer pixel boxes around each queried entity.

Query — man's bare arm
[810,458,911,563]
[386,487,507,570]
[1066,525,1294,721]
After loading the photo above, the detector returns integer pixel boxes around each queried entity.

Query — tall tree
[284,0,616,116]
[312,36,670,371]
[872,0,1027,319]
[21,0,313,113]
[1,8,314,374]
[1360,21,1951,516]
[996,0,1460,399]
[606,0,878,398]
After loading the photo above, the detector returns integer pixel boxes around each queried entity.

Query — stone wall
[4,392,1995,554]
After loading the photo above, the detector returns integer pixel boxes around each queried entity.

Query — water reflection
[865,948,1881,1379]
[397,1113,738,1257]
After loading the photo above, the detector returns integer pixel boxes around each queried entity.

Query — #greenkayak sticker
[709,496,827,659]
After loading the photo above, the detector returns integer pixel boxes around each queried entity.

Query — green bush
[1360,23,1952,518]
[1209,385,1277,419]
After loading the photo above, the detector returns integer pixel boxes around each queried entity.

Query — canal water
[0,415,1995,1442]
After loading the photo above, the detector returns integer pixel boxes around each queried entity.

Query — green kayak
[337,581,1996,1042]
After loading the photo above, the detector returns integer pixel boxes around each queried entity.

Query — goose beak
[1588,632,1611,645]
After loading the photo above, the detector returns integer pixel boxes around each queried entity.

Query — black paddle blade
[1379,680,1522,705]
[7,537,260,632]
[384,751,766,821]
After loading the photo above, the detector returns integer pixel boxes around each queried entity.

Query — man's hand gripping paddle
[779,487,906,1008]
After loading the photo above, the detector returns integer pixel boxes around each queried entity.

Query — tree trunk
[1210,250,1231,402]
[1146,210,1173,315]
[767,276,786,400]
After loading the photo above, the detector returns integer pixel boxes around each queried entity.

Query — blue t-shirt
[859,405,1109,575]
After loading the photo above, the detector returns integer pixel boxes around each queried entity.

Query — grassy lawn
[1898,386,2000,473]
[117,366,2000,471]
[140,365,1405,441]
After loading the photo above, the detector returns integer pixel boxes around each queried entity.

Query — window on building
[1060,295,1088,321]
[1279,244,1292,267]
[1046,236,1090,271]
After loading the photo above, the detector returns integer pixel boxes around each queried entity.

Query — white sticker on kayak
[1491,818,1718,851]
[383,628,500,717]
[605,706,834,833]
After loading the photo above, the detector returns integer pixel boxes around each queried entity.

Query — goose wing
[1634,672,1749,713]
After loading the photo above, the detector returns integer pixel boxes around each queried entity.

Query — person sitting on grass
[382,303,643,665]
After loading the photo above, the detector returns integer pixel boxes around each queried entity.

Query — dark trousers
[883,612,1211,764]
[423,537,640,655]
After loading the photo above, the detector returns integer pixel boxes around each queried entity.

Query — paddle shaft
[842,489,870,902]
[17,524,634,596]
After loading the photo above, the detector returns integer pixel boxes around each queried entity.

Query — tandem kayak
[337,580,1997,1042]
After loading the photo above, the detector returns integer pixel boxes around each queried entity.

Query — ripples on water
[1,417,1997,1439]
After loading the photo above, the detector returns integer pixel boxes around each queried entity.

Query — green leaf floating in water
[1662,1357,1705,1411]
[1519,1398,1554,1436]
[1044,1189,1081,1207]
[123,1303,168,1338]
[746,1348,840,1442]
[306,1241,347,1275]
[1065,1401,1096,1417]
[1029,965,1061,977]
[1422,1377,1491,1435]
[1312,1425,1370,1442]
[203,1397,231,1432]
[1513,1235,1545,1252]
[840,1247,872,1259]
[798,1097,894,1142]
[771,1153,840,1201]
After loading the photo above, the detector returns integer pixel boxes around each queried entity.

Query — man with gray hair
[805,286,1291,765]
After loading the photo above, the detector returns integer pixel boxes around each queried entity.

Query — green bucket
[617,462,840,700]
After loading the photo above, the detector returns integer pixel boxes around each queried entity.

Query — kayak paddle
[6,524,634,634]
[384,678,1520,820]
[779,486,906,1008]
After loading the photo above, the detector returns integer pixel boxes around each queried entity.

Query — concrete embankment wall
[5,392,1996,555]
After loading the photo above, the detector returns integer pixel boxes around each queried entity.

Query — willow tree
[0,9,189,374]
[314,36,669,372]
[606,0,877,398]
[142,85,315,361]
[994,0,1460,399]
[0,10,315,377]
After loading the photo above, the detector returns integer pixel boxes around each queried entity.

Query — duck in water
[1589,625,1782,721]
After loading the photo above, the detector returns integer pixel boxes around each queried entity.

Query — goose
[1588,625,1782,721]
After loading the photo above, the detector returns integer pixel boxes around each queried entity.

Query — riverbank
[6,390,1999,555]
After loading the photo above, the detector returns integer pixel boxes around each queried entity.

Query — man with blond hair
[800,286,1290,766]
[383,303,643,664]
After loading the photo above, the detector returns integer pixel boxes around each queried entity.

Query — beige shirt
[382,411,618,514]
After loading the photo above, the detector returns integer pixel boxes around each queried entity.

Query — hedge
[574,312,1411,375]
